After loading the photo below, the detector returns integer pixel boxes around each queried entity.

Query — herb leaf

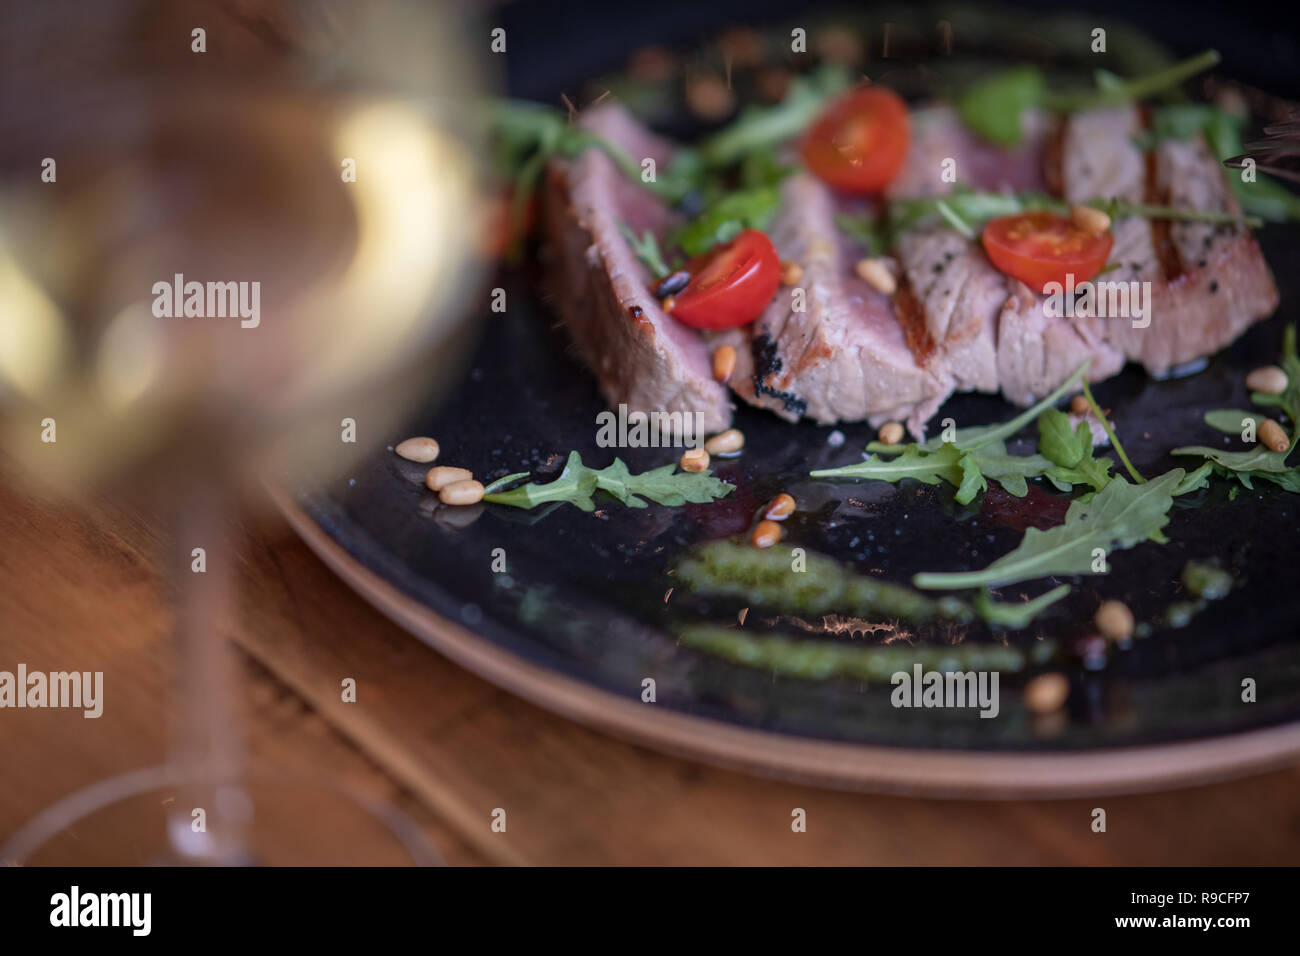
[974,584,1072,630]
[1174,325,1300,487]
[913,469,1185,590]
[672,185,781,256]
[619,226,671,279]
[483,451,732,512]
[697,65,850,168]
[955,66,1045,147]
[815,362,1092,504]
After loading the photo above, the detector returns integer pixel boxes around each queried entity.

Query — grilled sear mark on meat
[541,104,732,435]
[896,226,1001,393]
[728,172,948,435]
[1054,108,1279,375]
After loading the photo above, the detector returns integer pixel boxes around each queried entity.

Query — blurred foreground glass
[0,0,490,864]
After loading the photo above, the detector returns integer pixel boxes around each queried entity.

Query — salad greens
[696,65,850,168]
[1174,325,1300,490]
[619,225,672,278]
[913,468,1187,591]
[812,361,1094,503]
[1143,104,1300,223]
[956,49,1221,146]
[482,451,732,512]
[671,185,781,257]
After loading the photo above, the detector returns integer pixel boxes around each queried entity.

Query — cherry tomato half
[668,229,781,330]
[982,211,1114,292]
[800,86,910,194]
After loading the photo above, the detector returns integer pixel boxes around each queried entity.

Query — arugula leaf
[955,50,1219,147]
[489,100,704,251]
[913,361,1092,453]
[1044,49,1221,112]
[964,443,1057,498]
[484,451,732,512]
[1079,378,1144,484]
[1204,409,1257,434]
[672,185,781,256]
[811,442,966,488]
[619,226,671,278]
[888,188,1261,243]
[955,66,1045,147]
[835,213,886,257]
[1174,325,1300,487]
[815,362,1092,505]
[812,440,1057,506]
[974,584,1072,630]
[913,469,1185,590]
[1037,408,1114,494]
[697,65,850,168]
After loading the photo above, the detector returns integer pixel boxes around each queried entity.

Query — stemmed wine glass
[0,0,490,865]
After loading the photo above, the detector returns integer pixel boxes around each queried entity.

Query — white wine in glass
[0,0,492,865]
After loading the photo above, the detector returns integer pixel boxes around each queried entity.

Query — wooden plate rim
[272,485,1300,798]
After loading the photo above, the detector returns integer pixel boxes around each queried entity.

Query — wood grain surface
[3,460,1299,865]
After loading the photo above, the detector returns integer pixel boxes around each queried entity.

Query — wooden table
[3,462,1298,865]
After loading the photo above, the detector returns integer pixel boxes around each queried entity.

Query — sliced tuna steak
[728,172,949,435]
[887,106,1056,200]
[541,104,732,437]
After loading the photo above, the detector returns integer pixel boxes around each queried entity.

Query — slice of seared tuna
[887,105,1057,200]
[1058,110,1278,374]
[541,104,732,436]
[894,226,1002,393]
[728,172,950,435]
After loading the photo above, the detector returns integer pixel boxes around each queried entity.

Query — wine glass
[0,0,490,865]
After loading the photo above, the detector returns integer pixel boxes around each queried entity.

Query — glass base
[2,764,444,866]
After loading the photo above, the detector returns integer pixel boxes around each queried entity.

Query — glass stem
[166,482,249,864]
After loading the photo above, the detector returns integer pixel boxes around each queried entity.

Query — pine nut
[1069,394,1091,416]
[395,437,439,463]
[1070,204,1111,235]
[705,428,745,456]
[855,257,896,295]
[1260,418,1290,452]
[712,345,737,383]
[1246,365,1288,394]
[781,260,803,285]
[763,493,796,520]
[1094,600,1134,641]
[680,447,710,472]
[438,478,485,506]
[877,421,905,445]
[425,466,473,492]
[685,74,734,121]
[751,519,782,548]
[1024,672,1069,714]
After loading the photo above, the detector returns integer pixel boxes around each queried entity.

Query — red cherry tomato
[982,211,1114,292]
[800,86,910,194]
[668,229,781,330]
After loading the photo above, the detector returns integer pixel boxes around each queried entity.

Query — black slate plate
[284,3,1300,793]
